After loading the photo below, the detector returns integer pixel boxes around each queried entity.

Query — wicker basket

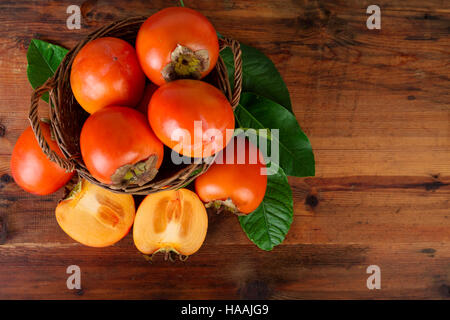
[28,16,242,195]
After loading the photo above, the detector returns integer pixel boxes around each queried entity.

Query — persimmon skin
[136,7,219,85]
[133,189,208,256]
[148,79,235,158]
[56,180,135,247]
[10,123,74,195]
[71,37,145,114]
[80,106,164,184]
[195,137,267,214]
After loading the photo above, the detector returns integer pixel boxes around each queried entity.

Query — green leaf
[239,165,293,251]
[235,93,315,177]
[234,128,273,141]
[220,43,292,112]
[27,39,68,103]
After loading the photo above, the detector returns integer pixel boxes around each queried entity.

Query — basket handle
[29,78,75,172]
[220,37,242,110]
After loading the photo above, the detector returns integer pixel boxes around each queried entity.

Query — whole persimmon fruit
[10,122,74,195]
[70,37,145,114]
[148,79,234,158]
[136,7,219,85]
[80,106,164,187]
[195,136,267,214]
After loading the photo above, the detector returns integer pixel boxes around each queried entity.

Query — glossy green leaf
[27,39,68,103]
[220,43,292,112]
[239,165,293,251]
[235,93,315,177]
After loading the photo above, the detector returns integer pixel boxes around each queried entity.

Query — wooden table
[0,0,448,299]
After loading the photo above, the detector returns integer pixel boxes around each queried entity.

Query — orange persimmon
[70,37,145,114]
[10,122,74,195]
[136,7,219,85]
[133,188,208,256]
[55,179,135,247]
[195,136,267,214]
[148,79,234,158]
[80,106,164,187]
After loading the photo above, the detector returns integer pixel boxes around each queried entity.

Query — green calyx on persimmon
[161,44,210,82]
[109,154,159,190]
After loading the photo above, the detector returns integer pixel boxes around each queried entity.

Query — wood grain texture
[0,0,449,299]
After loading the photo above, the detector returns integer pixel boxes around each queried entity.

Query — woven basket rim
[28,16,242,195]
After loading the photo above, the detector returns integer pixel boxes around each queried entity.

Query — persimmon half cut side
[133,189,208,257]
[56,179,135,247]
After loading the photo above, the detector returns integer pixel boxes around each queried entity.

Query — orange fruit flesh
[55,180,135,247]
[133,189,208,256]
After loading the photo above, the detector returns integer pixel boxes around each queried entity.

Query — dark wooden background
[0,0,449,299]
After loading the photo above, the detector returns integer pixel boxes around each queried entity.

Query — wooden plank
[0,242,448,299]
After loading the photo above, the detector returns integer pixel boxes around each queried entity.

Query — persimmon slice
[55,179,135,247]
[133,189,208,256]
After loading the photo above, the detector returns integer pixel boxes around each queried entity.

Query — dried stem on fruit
[161,44,210,82]
[110,155,159,189]
[205,198,246,216]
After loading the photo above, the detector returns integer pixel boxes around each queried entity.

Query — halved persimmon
[56,179,135,247]
[133,189,208,257]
